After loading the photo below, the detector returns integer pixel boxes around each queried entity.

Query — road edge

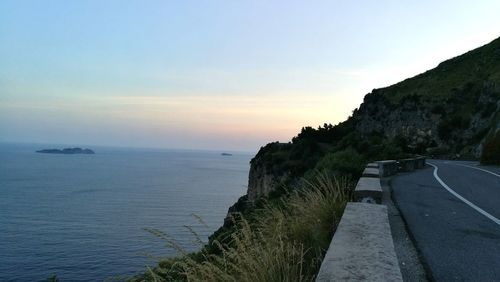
[382,175,434,282]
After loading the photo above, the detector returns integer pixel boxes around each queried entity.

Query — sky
[1,1,500,151]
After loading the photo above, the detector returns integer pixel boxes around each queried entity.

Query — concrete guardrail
[377,160,397,177]
[362,167,380,177]
[316,156,427,281]
[353,177,382,204]
[316,203,403,282]
[398,158,416,172]
[415,156,426,169]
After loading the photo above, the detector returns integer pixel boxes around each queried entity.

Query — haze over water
[0,143,250,281]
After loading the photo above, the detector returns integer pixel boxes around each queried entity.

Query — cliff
[243,36,500,205]
[354,84,499,158]
[247,142,292,202]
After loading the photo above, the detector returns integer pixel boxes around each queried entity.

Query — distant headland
[36,148,95,154]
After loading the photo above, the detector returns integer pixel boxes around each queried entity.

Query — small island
[36,147,95,154]
[221,153,233,156]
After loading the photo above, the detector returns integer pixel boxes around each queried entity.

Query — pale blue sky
[1,1,499,151]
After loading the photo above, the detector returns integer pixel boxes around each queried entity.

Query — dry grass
[138,171,352,282]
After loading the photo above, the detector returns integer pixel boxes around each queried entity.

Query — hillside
[355,37,500,158]
[382,37,500,103]
[243,36,500,206]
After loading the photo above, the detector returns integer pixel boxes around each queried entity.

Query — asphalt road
[391,160,500,282]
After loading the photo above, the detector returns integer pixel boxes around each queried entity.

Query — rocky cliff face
[245,142,291,203]
[247,162,282,202]
[353,83,499,158]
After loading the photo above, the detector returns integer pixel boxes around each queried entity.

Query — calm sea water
[0,143,251,281]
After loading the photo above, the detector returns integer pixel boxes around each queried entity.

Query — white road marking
[452,163,500,179]
[428,162,500,226]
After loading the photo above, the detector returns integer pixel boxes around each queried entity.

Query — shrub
[481,131,500,165]
[313,147,366,178]
[377,144,406,160]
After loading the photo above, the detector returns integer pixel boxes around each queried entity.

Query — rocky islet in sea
[36,148,95,154]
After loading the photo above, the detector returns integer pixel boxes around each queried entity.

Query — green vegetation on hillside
[249,121,410,186]
[380,37,500,103]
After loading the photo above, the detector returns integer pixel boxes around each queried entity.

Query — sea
[0,143,252,281]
